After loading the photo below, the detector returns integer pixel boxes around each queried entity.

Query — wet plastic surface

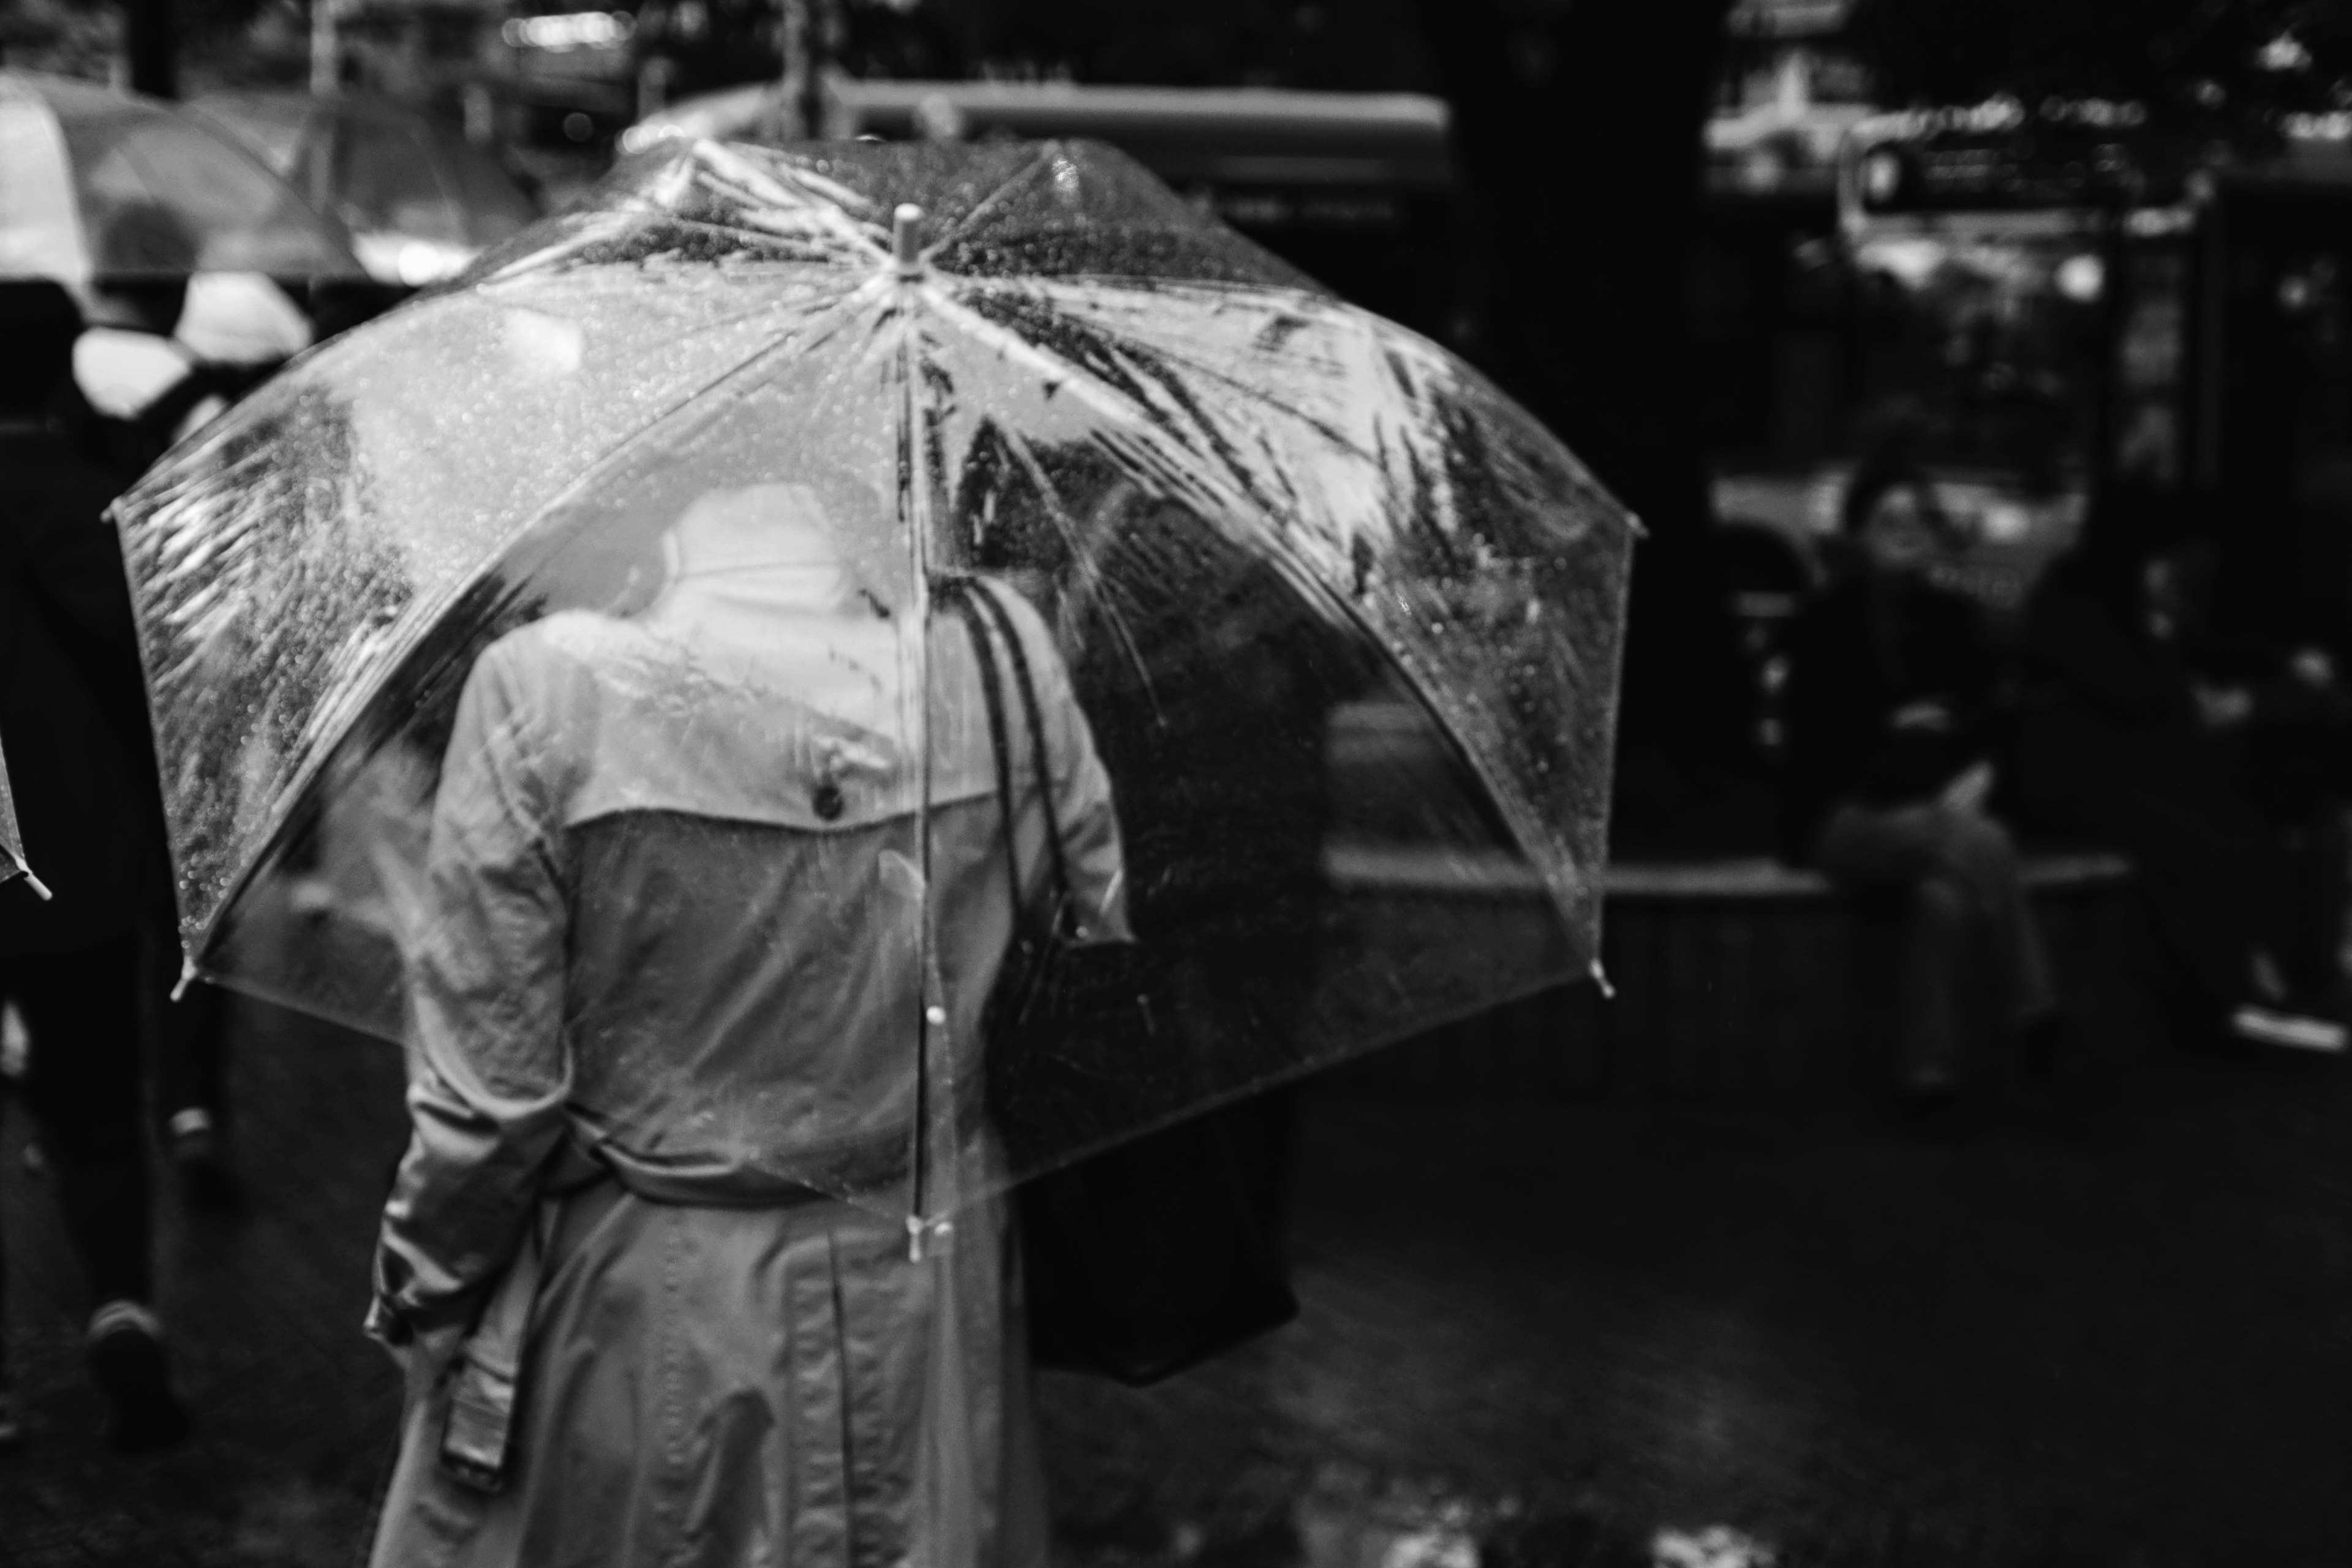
[0,736,25,888]
[0,70,361,284]
[115,137,1634,1219]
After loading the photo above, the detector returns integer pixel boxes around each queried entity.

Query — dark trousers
[0,938,154,1338]
[142,921,227,1131]
[1814,801,2056,1093]
[2013,724,2286,1018]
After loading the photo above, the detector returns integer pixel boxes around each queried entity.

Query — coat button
[812,782,844,821]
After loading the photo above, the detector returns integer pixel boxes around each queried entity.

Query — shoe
[2229,1003,2347,1054]
[168,1109,243,1216]
[85,1301,192,1455]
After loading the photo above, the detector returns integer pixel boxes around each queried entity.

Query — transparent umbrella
[113,137,1634,1223]
[0,735,46,899]
[0,69,364,287]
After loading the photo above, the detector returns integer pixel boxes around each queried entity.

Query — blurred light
[1860,147,1904,205]
[2260,33,2313,73]
[619,123,684,154]
[913,92,967,142]
[2285,110,2352,140]
[1980,501,2031,543]
[2056,252,2105,301]
[396,239,473,287]
[502,11,633,51]
[1856,235,1945,288]
[1652,1525,1779,1568]
[2038,96,2147,128]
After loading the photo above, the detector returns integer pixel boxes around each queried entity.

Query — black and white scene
[1,0,2349,1563]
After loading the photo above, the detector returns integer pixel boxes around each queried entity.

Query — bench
[1320,842,2137,1101]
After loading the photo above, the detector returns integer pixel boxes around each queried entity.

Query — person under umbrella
[364,479,1126,1564]
[0,279,191,1451]
[108,137,1632,1544]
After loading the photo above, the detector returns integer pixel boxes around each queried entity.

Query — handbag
[941,576,1298,1386]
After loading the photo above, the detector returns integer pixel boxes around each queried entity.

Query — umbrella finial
[892,203,924,274]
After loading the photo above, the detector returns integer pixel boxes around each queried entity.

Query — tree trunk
[123,0,176,99]
[1414,0,1754,846]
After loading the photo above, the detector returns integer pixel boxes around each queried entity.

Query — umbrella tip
[892,204,924,273]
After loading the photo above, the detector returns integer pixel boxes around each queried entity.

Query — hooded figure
[364,479,1128,1568]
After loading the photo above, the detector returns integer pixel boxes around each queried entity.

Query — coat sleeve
[367,639,575,1345]
[997,586,1130,944]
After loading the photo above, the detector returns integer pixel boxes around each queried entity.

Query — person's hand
[2290,647,2338,690]
[1938,760,1996,817]
[391,1322,469,1410]
[2192,682,2254,730]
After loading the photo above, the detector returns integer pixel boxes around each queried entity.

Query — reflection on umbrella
[115,137,1633,1222]
[195,91,541,288]
[0,736,51,900]
[0,70,365,288]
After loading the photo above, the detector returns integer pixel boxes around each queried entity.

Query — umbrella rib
[921,144,1058,257]
[181,273,900,973]
[914,279,1588,923]
[1012,278,1373,458]
[937,282,1608,928]
[991,428,1159,710]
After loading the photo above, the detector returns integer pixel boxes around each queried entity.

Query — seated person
[2010,495,2346,1051]
[1782,458,2067,1117]
[2158,535,2352,1007]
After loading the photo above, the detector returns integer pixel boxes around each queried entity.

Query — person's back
[368,482,1126,1568]
[405,587,1120,1202]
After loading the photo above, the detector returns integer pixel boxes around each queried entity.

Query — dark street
[4,996,2345,1566]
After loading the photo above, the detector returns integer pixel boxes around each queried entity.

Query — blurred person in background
[0,280,194,1452]
[2012,489,2349,1051]
[68,202,309,479]
[1783,452,2070,1125]
[59,202,263,1208]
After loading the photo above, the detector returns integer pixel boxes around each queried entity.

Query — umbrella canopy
[0,70,364,287]
[195,91,541,288]
[113,137,1633,1219]
[0,734,41,898]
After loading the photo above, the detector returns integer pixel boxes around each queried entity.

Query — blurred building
[626,78,1466,347]
[1706,0,1871,200]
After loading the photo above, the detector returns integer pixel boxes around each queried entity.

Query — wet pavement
[2,997,2346,1566]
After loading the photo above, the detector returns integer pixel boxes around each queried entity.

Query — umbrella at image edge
[0,736,49,899]
[112,136,1635,1221]
[0,70,365,289]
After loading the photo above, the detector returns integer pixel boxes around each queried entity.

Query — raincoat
[363,487,1128,1568]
